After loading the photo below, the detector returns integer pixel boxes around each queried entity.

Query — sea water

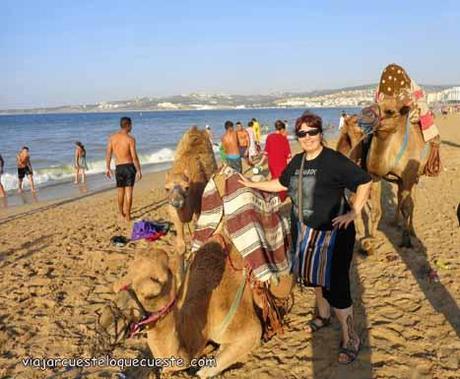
[0,107,358,204]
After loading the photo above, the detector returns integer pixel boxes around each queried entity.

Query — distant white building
[445,87,460,102]
[157,102,179,110]
[427,87,460,104]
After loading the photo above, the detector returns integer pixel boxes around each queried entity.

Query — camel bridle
[97,284,177,346]
[118,284,177,338]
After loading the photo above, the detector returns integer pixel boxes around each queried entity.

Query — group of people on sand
[0,141,89,197]
[0,146,37,196]
[0,117,142,224]
[220,118,291,175]
[1,109,372,364]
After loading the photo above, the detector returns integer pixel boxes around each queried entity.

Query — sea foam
[1,147,176,192]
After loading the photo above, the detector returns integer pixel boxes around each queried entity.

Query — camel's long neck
[367,115,408,177]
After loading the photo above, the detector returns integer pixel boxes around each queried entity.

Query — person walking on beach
[74,141,88,184]
[239,111,371,365]
[339,111,347,130]
[246,121,258,165]
[17,146,36,193]
[105,117,142,222]
[221,121,242,173]
[251,117,261,144]
[236,121,249,163]
[0,154,6,197]
[260,120,291,201]
[205,125,214,145]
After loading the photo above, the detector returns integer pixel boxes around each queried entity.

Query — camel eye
[164,187,170,192]
[384,109,395,117]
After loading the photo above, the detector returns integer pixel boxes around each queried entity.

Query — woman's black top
[279,147,371,230]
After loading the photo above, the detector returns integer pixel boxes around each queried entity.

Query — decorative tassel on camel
[424,137,442,177]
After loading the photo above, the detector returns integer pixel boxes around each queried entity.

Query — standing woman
[239,111,372,364]
[260,120,292,201]
[74,141,88,184]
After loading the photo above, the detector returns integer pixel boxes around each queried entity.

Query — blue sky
[1,0,459,108]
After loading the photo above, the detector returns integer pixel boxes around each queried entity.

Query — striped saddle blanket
[191,167,291,282]
[292,223,337,289]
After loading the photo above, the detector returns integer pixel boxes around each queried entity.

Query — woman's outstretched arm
[238,174,288,193]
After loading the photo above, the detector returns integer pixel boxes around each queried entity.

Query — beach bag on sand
[131,220,169,241]
[291,154,337,289]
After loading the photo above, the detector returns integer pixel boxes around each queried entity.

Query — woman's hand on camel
[332,209,356,229]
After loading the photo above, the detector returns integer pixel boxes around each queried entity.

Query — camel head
[96,249,177,347]
[343,115,364,142]
[375,92,412,135]
[165,168,191,209]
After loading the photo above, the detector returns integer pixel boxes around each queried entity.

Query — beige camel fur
[99,243,279,378]
[99,166,294,378]
[165,126,217,256]
[337,98,440,254]
[336,114,365,164]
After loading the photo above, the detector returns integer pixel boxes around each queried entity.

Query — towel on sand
[191,167,291,282]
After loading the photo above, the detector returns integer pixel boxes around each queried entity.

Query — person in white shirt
[246,121,258,164]
[338,111,347,130]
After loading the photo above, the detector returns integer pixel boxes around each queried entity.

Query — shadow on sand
[379,180,460,339]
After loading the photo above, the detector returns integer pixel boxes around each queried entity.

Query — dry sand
[0,114,459,379]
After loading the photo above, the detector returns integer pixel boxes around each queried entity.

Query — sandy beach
[0,114,459,379]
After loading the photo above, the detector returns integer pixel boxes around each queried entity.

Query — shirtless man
[235,121,249,163]
[221,120,242,173]
[0,153,6,197]
[17,147,36,193]
[105,117,142,222]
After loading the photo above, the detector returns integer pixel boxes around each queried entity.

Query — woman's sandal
[308,316,331,332]
[337,340,360,365]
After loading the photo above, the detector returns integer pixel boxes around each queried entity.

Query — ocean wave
[0,147,176,192]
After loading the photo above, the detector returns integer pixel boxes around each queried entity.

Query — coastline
[0,105,361,117]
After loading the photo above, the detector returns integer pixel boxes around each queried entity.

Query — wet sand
[0,114,459,378]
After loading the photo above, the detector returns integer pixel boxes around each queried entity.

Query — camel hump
[378,63,412,98]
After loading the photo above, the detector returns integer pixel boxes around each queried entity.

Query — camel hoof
[400,231,413,248]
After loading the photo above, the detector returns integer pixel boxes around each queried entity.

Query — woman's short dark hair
[274,120,286,131]
[295,111,322,133]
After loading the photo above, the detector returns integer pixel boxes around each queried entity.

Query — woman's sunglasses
[296,129,321,138]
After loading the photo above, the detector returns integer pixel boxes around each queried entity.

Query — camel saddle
[211,171,294,341]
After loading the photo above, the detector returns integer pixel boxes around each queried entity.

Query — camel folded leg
[196,328,261,378]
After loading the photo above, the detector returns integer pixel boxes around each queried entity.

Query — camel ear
[165,171,170,181]
[183,169,190,182]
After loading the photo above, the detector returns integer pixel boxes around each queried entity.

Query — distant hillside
[1,84,457,115]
